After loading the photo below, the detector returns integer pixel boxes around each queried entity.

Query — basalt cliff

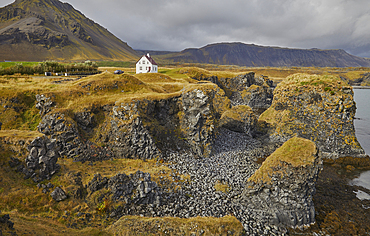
[0,68,368,235]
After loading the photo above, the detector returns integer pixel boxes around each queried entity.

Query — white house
[136,53,158,74]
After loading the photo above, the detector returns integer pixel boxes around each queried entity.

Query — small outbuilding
[136,53,158,74]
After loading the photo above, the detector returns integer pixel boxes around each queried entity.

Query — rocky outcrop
[0,17,70,49]
[74,111,95,131]
[96,102,162,160]
[180,88,216,157]
[35,94,55,116]
[189,71,274,114]
[23,136,60,182]
[218,73,274,114]
[87,171,162,208]
[236,137,322,231]
[219,105,257,136]
[37,111,113,162]
[51,187,68,202]
[259,74,366,159]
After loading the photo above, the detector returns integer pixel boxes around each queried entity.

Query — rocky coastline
[1,70,369,235]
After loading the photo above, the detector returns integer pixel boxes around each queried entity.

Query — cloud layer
[1,0,370,57]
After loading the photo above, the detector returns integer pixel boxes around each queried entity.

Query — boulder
[51,187,67,202]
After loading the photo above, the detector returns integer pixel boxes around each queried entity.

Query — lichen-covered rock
[37,111,113,162]
[51,187,68,202]
[74,111,95,131]
[179,88,217,157]
[200,72,274,114]
[259,74,366,159]
[97,103,162,160]
[240,83,274,114]
[87,171,161,206]
[24,136,60,182]
[237,137,322,230]
[35,94,55,116]
[219,105,257,136]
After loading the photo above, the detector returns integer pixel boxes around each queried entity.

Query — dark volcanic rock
[236,137,322,231]
[198,72,274,114]
[180,88,216,157]
[260,74,366,159]
[24,136,60,182]
[51,187,67,201]
[219,105,257,135]
[35,94,55,116]
[96,102,162,160]
[0,212,14,230]
[38,111,113,162]
[88,170,162,209]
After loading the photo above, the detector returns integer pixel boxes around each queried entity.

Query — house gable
[136,53,158,74]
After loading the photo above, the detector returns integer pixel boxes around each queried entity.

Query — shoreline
[353,86,370,89]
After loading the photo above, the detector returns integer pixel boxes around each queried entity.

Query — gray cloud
[1,0,370,57]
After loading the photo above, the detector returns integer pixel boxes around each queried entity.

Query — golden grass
[220,105,253,122]
[106,215,245,236]
[57,158,172,186]
[248,137,317,184]
[5,212,108,236]
[0,130,42,139]
[214,181,229,193]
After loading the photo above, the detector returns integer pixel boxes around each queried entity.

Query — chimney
[147,53,150,57]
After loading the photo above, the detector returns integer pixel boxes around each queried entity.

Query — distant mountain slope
[161,43,370,67]
[0,0,139,61]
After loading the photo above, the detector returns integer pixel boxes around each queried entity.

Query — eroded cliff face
[260,74,366,159]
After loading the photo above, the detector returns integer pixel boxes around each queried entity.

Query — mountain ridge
[0,0,139,61]
[158,42,370,67]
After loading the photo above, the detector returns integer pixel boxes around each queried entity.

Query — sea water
[351,89,370,200]
[354,88,370,155]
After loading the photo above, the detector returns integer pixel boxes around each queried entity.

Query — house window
[140,67,142,70]
[142,60,145,64]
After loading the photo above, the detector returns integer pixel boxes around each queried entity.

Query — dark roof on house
[145,55,158,65]
[136,54,158,65]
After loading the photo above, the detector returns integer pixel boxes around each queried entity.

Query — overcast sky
[1,0,370,57]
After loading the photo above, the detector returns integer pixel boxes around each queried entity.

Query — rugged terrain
[0,67,370,235]
[0,0,139,61]
[158,42,370,68]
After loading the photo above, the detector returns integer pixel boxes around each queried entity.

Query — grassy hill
[0,0,139,61]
